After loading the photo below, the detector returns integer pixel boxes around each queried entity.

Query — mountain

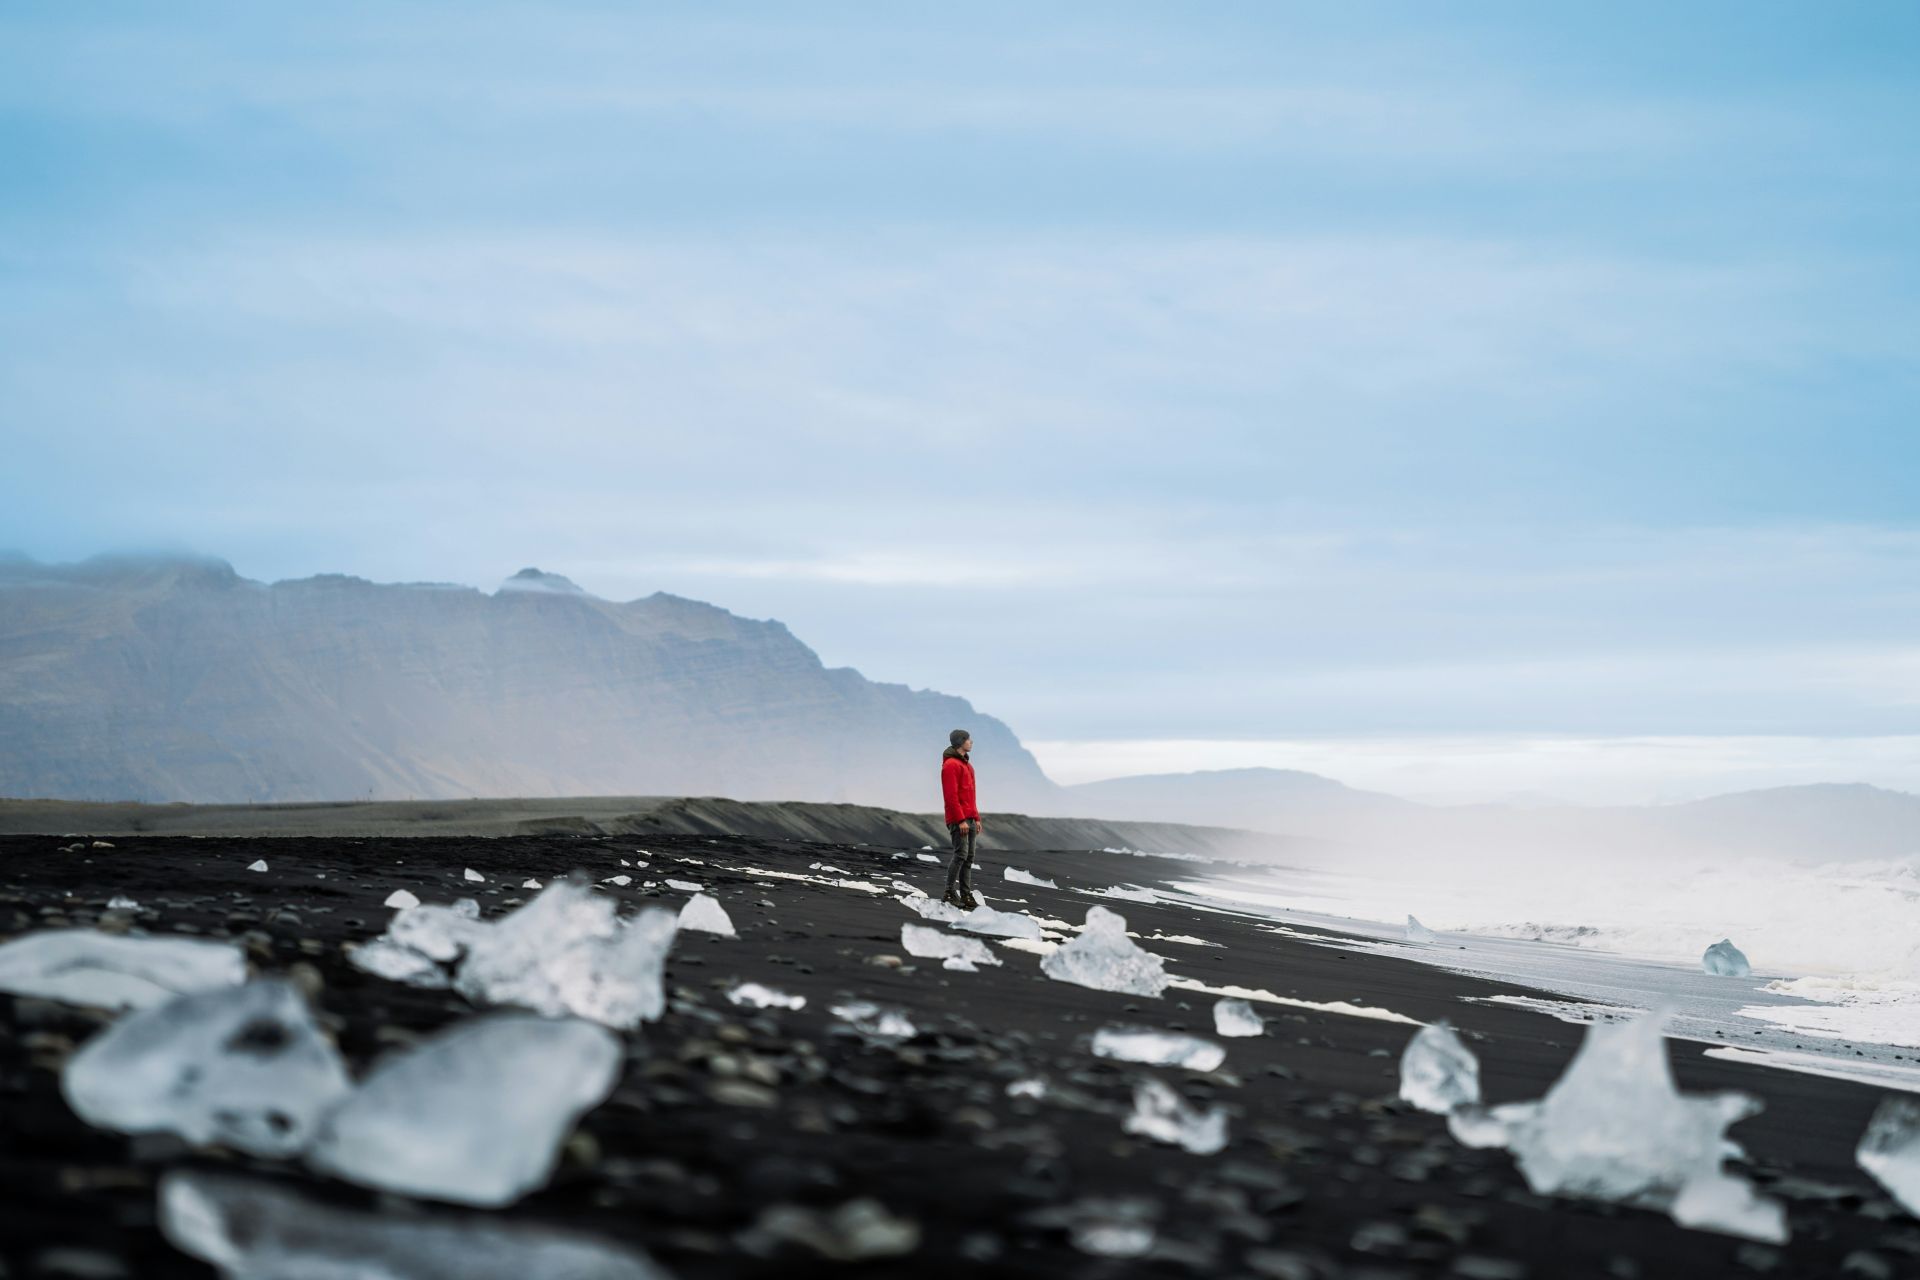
[0,553,1055,810]
[1059,766,1413,833]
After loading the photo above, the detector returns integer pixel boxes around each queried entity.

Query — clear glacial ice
[1445,1010,1784,1242]
[728,981,805,1010]
[62,979,351,1157]
[832,1000,918,1042]
[1123,1077,1228,1154]
[1857,1095,1920,1215]
[1213,997,1265,1038]
[351,878,679,1028]
[899,923,1001,970]
[0,930,247,1010]
[308,1013,622,1207]
[678,893,736,937]
[1040,906,1169,997]
[1702,938,1751,977]
[1398,1021,1480,1114]
[160,1169,668,1280]
[901,894,1044,939]
[1091,1026,1226,1072]
[1005,867,1058,888]
[1406,915,1437,944]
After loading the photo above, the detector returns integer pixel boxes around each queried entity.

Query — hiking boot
[942,886,966,909]
[961,889,981,910]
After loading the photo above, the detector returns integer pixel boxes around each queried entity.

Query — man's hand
[973,817,984,831]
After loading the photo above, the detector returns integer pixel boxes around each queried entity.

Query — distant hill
[0,553,1055,809]
[1059,766,1413,832]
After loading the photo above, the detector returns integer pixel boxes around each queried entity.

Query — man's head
[950,728,972,754]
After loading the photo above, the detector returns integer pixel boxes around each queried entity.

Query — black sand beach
[2,828,1914,1278]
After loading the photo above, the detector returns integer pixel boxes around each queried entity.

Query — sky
[3,3,1918,803]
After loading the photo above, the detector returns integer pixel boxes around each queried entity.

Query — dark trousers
[945,821,977,897]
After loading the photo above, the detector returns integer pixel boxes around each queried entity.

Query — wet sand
[1,830,1914,1278]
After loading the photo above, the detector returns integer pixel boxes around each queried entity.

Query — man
[941,729,982,908]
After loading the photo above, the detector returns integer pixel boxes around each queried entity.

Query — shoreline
[1,830,1914,1276]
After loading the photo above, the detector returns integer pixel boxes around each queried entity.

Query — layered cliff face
[0,554,1056,809]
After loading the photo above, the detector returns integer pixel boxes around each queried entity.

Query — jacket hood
[942,746,971,762]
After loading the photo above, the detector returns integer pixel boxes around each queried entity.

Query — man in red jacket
[941,729,982,908]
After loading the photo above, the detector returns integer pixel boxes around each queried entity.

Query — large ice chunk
[1123,1077,1228,1155]
[899,924,1001,970]
[1213,998,1264,1038]
[62,979,350,1157]
[679,893,736,937]
[1399,1020,1480,1114]
[1406,915,1436,944]
[1857,1095,1920,1215]
[1005,867,1058,889]
[0,930,247,1010]
[1446,1010,1784,1242]
[308,1013,621,1207]
[160,1169,667,1280]
[1091,1026,1226,1072]
[1040,906,1168,997]
[1702,939,1751,977]
[387,897,487,962]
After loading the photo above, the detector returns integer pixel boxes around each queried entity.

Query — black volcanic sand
[1,833,1915,1279]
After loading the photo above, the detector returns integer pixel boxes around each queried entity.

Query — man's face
[961,738,973,754]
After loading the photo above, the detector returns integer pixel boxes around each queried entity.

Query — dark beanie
[950,728,971,748]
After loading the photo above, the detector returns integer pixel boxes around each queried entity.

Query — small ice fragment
[892,880,925,897]
[247,860,268,873]
[740,1198,921,1262]
[63,979,350,1156]
[1399,1021,1481,1114]
[1096,885,1157,903]
[106,895,140,911]
[1091,1026,1225,1072]
[832,1000,917,1042]
[943,957,978,971]
[463,868,485,883]
[1040,906,1168,997]
[1213,998,1265,1038]
[666,878,702,892]
[1702,939,1751,977]
[1006,1077,1048,1099]
[92,840,114,848]
[1448,1009,1783,1242]
[1858,1095,1920,1215]
[679,893,736,937]
[729,982,805,1010]
[159,1169,668,1280]
[899,924,1001,968]
[916,853,941,863]
[1123,1077,1228,1154]
[0,930,246,1010]
[308,1013,621,1207]
[522,878,542,889]
[809,862,846,873]
[604,875,632,887]
[384,889,421,910]
[1005,867,1057,888]
[1406,915,1436,943]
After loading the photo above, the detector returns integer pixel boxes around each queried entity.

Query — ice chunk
[308,1013,621,1207]
[832,1000,917,1042]
[106,895,140,911]
[1006,1077,1047,1099]
[1406,915,1436,944]
[1005,867,1058,888]
[1040,906,1168,997]
[348,936,453,988]
[160,1169,667,1280]
[1858,1095,1920,1215]
[899,923,1001,968]
[729,982,805,1010]
[678,893,736,937]
[1447,1010,1784,1242]
[384,888,421,910]
[604,875,632,887]
[916,852,941,863]
[247,860,268,872]
[464,867,485,882]
[902,894,1043,939]
[0,930,246,1010]
[523,878,543,890]
[1702,939,1751,977]
[1091,1026,1226,1072]
[1096,885,1158,903]
[385,899,488,962]
[666,878,702,892]
[1123,1077,1228,1154]
[740,1198,921,1262]
[891,880,925,897]
[1213,998,1265,1038]
[455,880,678,1028]
[63,979,350,1157]
[1399,1020,1480,1114]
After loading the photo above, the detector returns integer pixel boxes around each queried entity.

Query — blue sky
[4,3,1918,800]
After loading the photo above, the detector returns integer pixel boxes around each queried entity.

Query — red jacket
[941,752,978,825]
